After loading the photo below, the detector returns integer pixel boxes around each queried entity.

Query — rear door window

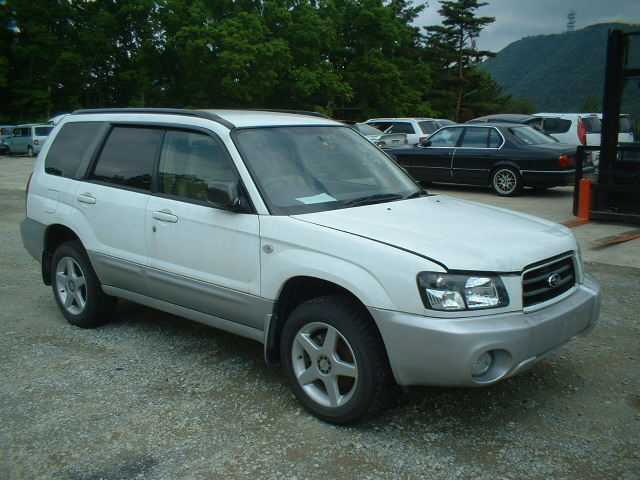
[91,126,162,190]
[459,127,490,148]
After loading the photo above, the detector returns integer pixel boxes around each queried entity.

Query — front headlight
[417,272,509,311]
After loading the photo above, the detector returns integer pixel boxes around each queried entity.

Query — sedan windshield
[510,126,558,145]
[233,125,423,215]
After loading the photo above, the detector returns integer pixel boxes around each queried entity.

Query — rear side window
[542,118,571,134]
[619,117,632,133]
[45,122,103,178]
[34,127,53,136]
[91,126,162,190]
[582,117,601,133]
[418,121,439,134]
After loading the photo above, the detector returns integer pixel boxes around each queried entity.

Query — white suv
[20,108,601,424]
[365,118,448,145]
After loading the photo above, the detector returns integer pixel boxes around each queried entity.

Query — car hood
[292,195,576,272]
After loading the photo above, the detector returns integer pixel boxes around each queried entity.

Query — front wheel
[51,241,117,327]
[491,166,523,196]
[281,295,393,424]
[27,146,35,157]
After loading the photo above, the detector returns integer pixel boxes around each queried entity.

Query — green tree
[580,93,601,113]
[423,0,495,120]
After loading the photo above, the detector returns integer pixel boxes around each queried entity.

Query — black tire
[491,166,523,196]
[280,294,394,424]
[51,241,117,327]
[27,146,35,157]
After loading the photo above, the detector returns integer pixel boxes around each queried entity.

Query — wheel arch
[264,276,383,366]
[487,160,522,182]
[41,224,82,285]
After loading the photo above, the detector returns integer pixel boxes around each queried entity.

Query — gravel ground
[1,156,639,479]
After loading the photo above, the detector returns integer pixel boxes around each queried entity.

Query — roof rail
[249,109,330,119]
[71,108,236,129]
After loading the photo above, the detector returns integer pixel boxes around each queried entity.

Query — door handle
[76,193,96,204]
[152,209,178,223]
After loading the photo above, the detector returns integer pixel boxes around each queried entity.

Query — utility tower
[567,9,576,32]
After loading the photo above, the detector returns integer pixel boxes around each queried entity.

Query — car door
[9,127,28,153]
[145,129,262,329]
[392,126,463,182]
[70,125,159,296]
[451,126,501,184]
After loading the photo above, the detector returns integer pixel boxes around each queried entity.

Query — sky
[415,0,640,53]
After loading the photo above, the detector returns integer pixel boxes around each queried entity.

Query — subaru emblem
[548,273,562,288]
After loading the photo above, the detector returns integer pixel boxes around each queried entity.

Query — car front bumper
[370,273,601,387]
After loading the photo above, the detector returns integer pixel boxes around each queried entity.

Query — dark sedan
[385,123,593,196]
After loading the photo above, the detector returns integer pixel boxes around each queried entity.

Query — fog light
[472,351,493,377]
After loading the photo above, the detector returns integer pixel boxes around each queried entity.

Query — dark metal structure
[574,28,640,224]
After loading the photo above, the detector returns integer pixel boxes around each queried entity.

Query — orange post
[564,179,591,228]
[577,178,591,221]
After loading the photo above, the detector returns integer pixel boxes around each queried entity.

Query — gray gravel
[1,156,639,479]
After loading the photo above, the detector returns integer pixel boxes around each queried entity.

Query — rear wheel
[51,241,116,327]
[491,166,523,196]
[27,145,35,157]
[281,295,393,424]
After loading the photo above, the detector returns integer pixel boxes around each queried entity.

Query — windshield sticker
[296,193,336,204]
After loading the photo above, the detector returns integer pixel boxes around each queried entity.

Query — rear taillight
[558,154,575,167]
[577,118,586,145]
[34,139,39,145]
[403,138,408,144]
[418,136,427,143]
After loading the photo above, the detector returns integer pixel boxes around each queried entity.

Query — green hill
[480,23,640,120]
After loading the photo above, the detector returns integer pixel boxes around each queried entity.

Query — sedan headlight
[418,272,509,311]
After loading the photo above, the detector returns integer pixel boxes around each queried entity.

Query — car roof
[466,114,537,124]
[68,108,340,130]
[366,117,437,122]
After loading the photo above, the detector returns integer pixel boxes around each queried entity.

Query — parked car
[532,113,601,147]
[467,114,543,128]
[385,123,593,196]
[21,109,600,424]
[365,118,448,145]
[0,125,15,144]
[4,123,54,157]
[346,122,408,148]
[595,113,635,143]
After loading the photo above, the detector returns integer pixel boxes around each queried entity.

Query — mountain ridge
[480,23,640,120]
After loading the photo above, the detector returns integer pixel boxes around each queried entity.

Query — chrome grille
[522,254,576,307]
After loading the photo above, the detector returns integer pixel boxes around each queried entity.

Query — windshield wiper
[405,189,428,199]
[342,193,405,208]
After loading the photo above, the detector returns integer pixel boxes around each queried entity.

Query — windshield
[509,125,558,145]
[233,125,422,215]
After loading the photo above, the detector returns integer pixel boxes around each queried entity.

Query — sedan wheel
[491,166,523,196]
[281,295,393,424]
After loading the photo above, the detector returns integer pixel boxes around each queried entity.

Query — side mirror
[206,181,242,211]
[419,140,432,147]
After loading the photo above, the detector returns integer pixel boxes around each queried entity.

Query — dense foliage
[480,22,640,121]
[0,0,504,124]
